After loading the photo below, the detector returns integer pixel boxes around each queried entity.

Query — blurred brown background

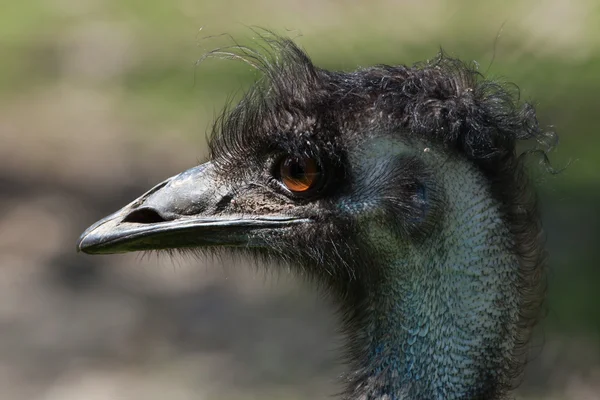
[1,1,599,399]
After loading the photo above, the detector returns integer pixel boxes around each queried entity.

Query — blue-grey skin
[78,36,549,400]
[342,139,519,399]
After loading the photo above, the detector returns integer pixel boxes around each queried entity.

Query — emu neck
[345,162,521,400]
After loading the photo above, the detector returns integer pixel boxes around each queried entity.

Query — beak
[77,162,309,254]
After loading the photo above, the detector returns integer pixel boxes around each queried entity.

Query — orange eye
[279,156,322,193]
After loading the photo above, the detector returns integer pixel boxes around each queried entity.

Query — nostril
[122,208,167,224]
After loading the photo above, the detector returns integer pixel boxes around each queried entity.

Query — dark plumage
[78,35,556,399]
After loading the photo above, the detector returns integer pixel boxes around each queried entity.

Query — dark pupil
[288,159,306,179]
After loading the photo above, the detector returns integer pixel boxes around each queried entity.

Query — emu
[77,37,554,399]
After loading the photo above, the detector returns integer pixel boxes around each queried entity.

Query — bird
[77,35,555,400]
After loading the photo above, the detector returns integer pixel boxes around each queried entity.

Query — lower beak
[76,163,309,254]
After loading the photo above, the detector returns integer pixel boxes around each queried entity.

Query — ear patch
[409,183,429,224]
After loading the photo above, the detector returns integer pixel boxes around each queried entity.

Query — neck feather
[343,160,521,400]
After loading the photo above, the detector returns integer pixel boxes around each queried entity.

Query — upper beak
[77,162,309,254]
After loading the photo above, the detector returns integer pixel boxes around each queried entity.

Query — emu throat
[344,156,520,400]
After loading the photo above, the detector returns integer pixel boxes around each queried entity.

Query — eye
[277,155,323,194]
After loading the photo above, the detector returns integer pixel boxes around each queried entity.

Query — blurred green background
[1,1,599,399]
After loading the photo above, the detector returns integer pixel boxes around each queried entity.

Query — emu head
[78,37,552,400]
